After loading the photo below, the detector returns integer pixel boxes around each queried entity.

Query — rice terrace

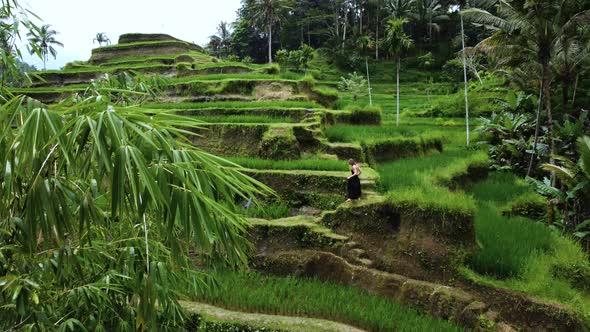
[1,0,590,331]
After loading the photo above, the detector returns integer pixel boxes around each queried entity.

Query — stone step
[356,258,375,267]
[348,248,369,259]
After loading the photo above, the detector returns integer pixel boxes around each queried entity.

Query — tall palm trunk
[460,10,469,145]
[375,5,379,59]
[366,57,373,105]
[268,24,273,64]
[542,60,555,164]
[342,9,348,48]
[527,85,543,176]
[560,69,573,115]
[571,73,579,106]
[359,0,363,35]
[396,54,400,126]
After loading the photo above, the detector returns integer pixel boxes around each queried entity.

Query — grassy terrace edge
[187,270,463,332]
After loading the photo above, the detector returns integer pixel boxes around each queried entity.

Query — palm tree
[413,0,449,43]
[357,34,374,105]
[93,32,111,46]
[251,0,291,64]
[217,21,232,58]
[383,18,413,126]
[385,0,415,19]
[208,35,222,58]
[464,0,590,165]
[27,24,63,70]
[552,27,590,115]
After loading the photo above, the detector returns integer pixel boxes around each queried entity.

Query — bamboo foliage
[0,74,271,329]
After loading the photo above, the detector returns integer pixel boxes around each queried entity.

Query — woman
[346,159,362,201]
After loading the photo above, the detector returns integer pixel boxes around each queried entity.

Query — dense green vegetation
[2,0,590,329]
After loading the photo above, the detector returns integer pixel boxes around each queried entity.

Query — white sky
[19,0,242,69]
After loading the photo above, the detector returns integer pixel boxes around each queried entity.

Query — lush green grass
[94,39,196,50]
[325,123,462,143]
[240,201,291,219]
[39,62,172,75]
[460,172,590,321]
[469,202,555,278]
[227,157,348,172]
[193,115,295,124]
[194,270,463,332]
[169,74,292,83]
[143,100,322,110]
[376,147,481,190]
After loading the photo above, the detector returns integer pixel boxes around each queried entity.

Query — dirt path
[180,301,367,332]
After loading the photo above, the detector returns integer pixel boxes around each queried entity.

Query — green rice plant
[143,100,322,110]
[432,152,489,189]
[377,148,472,191]
[39,63,173,75]
[387,184,476,222]
[470,172,535,206]
[363,135,444,165]
[194,270,463,332]
[469,203,555,278]
[193,115,295,124]
[93,39,194,50]
[239,201,291,219]
[227,157,349,172]
[169,74,288,84]
[325,123,464,144]
[468,173,557,278]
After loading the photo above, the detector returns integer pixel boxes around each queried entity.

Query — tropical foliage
[26,24,63,70]
[93,32,111,46]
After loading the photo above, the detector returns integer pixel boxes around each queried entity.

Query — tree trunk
[366,57,372,106]
[571,73,579,106]
[268,25,273,64]
[342,10,348,48]
[375,5,379,60]
[359,0,363,35]
[396,54,400,127]
[561,76,569,115]
[429,12,432,43]
[527,85,543,177]
[542,60,555,165]
[460,11,470,146]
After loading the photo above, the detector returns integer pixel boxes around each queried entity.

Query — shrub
[337,72,367,102]
[227,55,241,62]
[241,56,253,64]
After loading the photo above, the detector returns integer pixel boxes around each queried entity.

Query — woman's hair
[348,159,355,165]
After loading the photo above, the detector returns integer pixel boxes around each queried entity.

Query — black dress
[347,170,362,199]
